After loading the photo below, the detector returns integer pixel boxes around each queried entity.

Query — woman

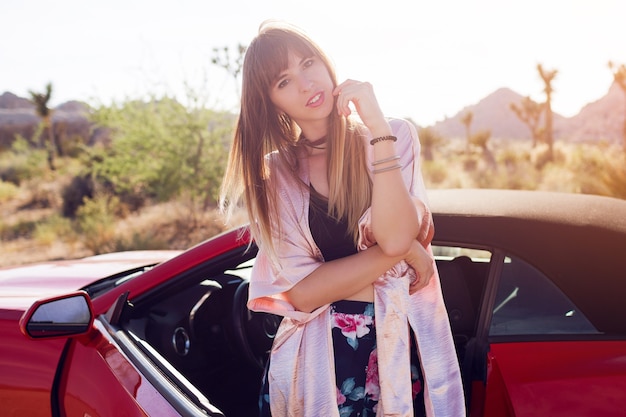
[220,21,464,417]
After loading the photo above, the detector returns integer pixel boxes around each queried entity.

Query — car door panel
[0,317,65,417]
[58,322,181,417]
[485,341,626,417]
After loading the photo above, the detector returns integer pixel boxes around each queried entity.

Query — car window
[432,245,491,348]
[490,255,599,336]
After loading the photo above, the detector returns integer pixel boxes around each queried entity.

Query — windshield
[82,265,157,298]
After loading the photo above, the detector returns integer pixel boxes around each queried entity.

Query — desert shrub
[567,144,626,198]
[75,194,121,254]
[0,180,18,202]
[0,218,37,240]
[602,155,626,199]
[418,127,444,162]
[0,136,48,185]
[62,174,95,218]
[493,148,539,190]
[110,231,169,252]
[530,143,565,170]
[462,155,479,172]
[536,164,579,193]
[497,144,530,168]
[422,160,448,185]
[20,180,63,210]
[34,214,75,245]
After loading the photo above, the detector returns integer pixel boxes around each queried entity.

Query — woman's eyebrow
[273,56,309,83]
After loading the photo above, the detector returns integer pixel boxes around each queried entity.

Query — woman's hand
[333,79,390,137]
[404,240,435,294]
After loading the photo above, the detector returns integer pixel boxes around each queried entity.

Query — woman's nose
[297,74,313,91]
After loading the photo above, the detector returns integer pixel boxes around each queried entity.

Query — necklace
[301,136,327,150]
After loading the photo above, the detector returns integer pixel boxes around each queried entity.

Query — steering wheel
[232,280,282,370]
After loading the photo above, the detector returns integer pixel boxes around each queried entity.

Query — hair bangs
[249,28,317,91]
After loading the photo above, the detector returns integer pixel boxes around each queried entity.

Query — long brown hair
[220,21,372,263]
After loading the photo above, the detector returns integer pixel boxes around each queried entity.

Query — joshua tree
[211,43,247,97]
[537,64,558,161]
[510,96,544,147]
[461,111,473,154]
[29,82,55,170]
[609,61,626,153]
[416,126,443,162]
[459,111,495,169]
[470,129,496,170]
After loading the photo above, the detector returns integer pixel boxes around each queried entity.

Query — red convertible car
[1,189,626,417]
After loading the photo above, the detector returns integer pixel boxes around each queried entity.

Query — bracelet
[373,163,402,174]
[372,155,401,166]
[370,135,397,145]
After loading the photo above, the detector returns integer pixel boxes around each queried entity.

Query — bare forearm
[284,245,404,313]
[369,131,420,255]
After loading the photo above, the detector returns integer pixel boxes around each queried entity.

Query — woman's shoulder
[264,150,307,196]
[387,117,418,139]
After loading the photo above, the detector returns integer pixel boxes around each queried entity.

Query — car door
[57,321,179,417]
[480,254,626,417]
[56,295,223,417]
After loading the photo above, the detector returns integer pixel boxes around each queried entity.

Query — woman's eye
[303,58,314,68]
[277,79,289,89]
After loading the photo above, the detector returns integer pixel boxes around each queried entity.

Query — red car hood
[0,251,181,311]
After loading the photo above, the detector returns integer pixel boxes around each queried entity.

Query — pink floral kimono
[248,118,465,416]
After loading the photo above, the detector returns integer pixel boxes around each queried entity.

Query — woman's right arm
[284,240,433,313]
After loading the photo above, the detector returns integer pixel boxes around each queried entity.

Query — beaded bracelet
[370,135,397,145]
[373,163,402,174]
[372,155,401,166]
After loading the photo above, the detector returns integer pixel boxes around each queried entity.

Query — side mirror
[19,291,94,339]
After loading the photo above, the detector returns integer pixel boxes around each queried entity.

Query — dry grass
[0,181,246,268]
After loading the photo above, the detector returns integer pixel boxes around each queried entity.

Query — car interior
[118,241,595,416]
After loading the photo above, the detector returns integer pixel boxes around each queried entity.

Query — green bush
[0,136,48,185]
[75,195,120,254]
[87,94,233,211]
[0,180,18,202]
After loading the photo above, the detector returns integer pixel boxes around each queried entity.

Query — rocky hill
[554,82,625,143]
[430,82,625,144]
[0,92,94,151]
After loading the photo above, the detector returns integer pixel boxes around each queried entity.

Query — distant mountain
[0,92,92,150]
[555,82,625,143]
[430,87,566,141]
[0,92,34,109]
[429,83,625,144]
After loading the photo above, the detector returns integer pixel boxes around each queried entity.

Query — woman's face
[269,51,335,130]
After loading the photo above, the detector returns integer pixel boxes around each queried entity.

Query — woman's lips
[307,91,324,107]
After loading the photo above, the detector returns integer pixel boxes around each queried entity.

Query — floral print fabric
[259,300,426,417]
[332,301,379,416]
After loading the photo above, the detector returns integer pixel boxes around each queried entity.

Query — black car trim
[96,317,224,417]
[460,246,505,407]
[50,338,73,417]
[83,265,158,299]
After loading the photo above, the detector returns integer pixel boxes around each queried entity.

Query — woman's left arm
[335,80,422,256]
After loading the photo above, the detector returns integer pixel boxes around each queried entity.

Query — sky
[2,0,625,127]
